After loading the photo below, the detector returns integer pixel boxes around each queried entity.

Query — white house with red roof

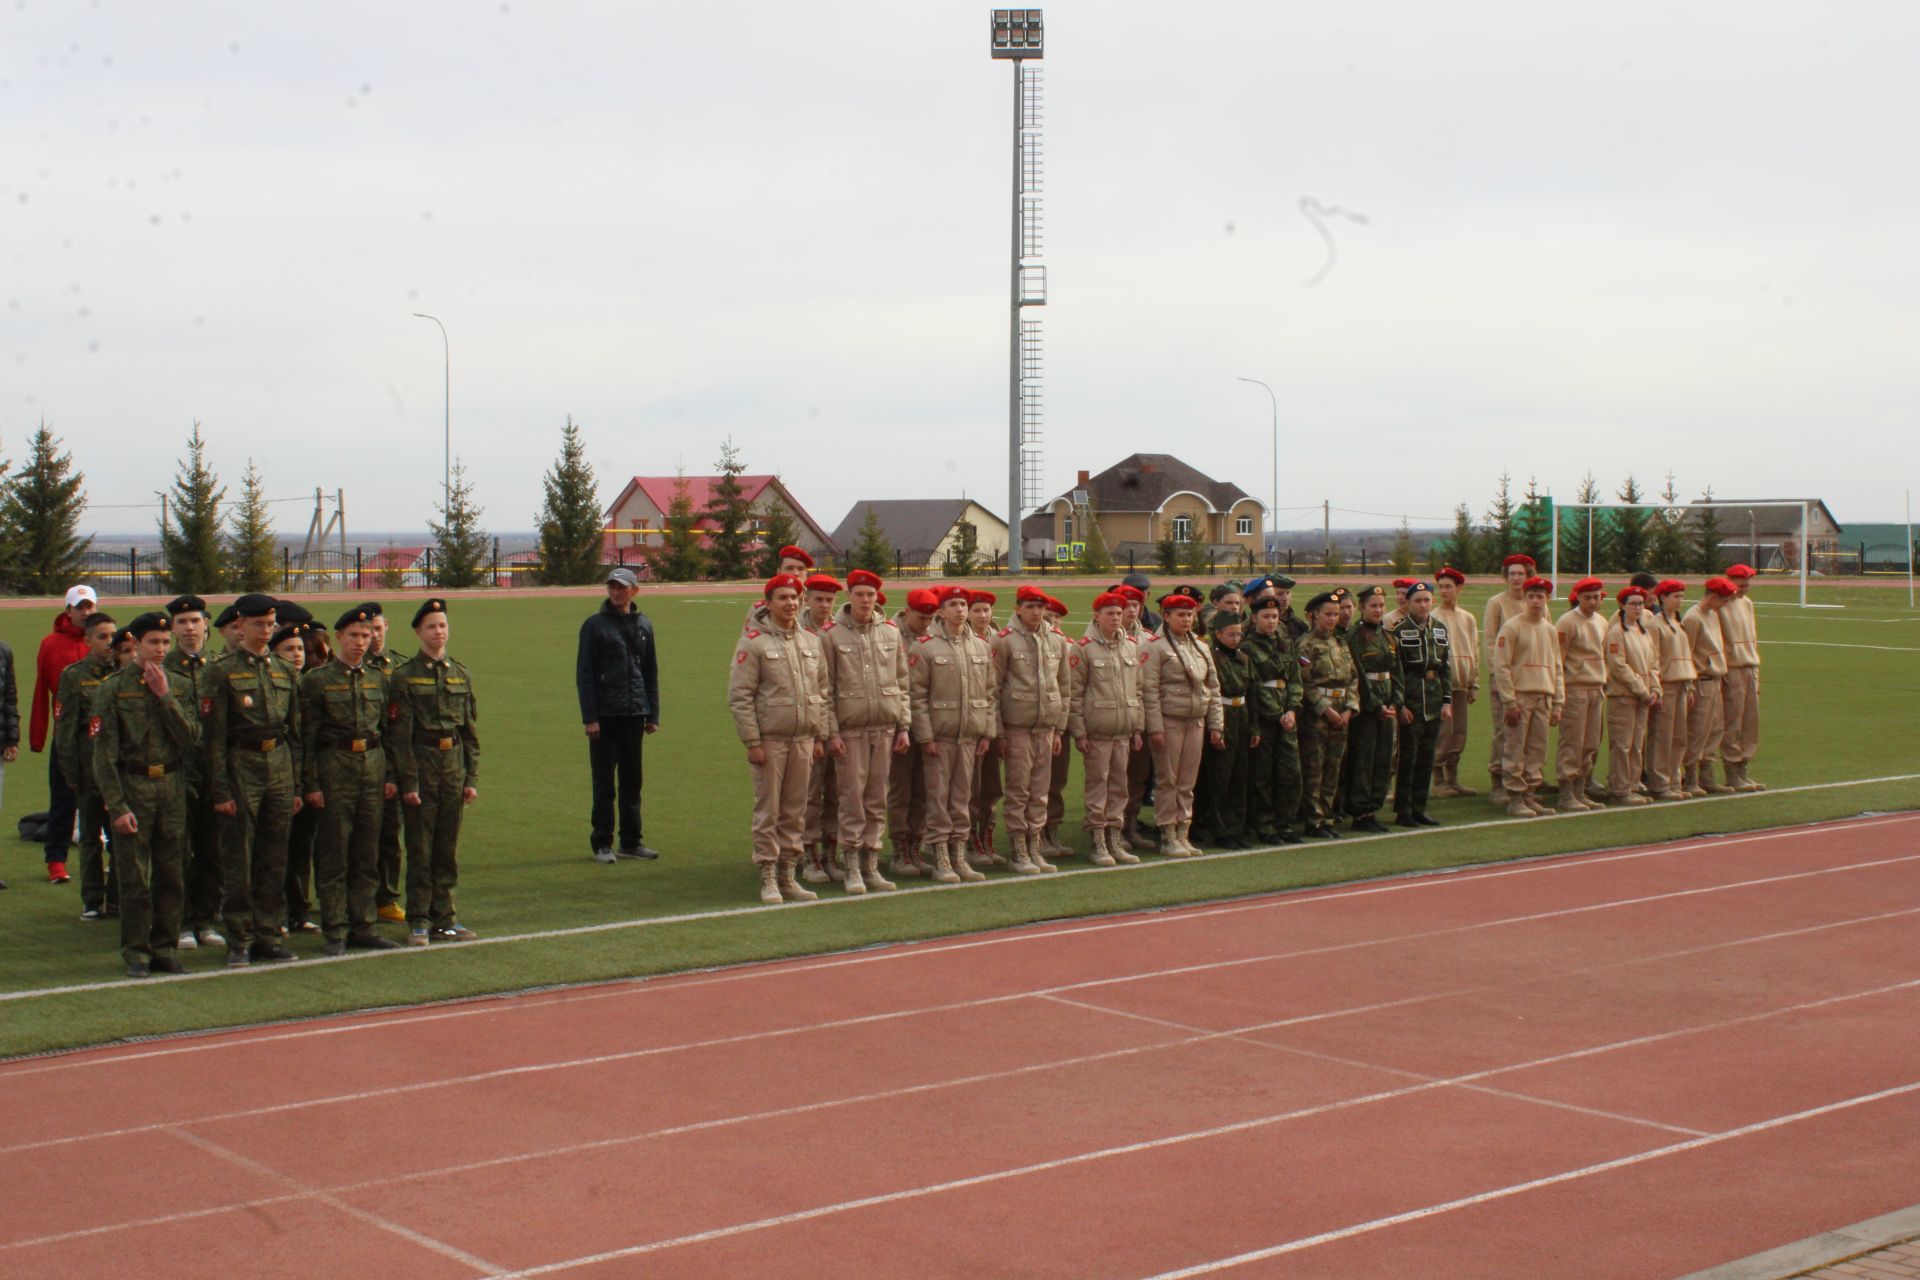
[601,474,836,562]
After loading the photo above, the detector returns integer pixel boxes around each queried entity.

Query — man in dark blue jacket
[577,567,661,863]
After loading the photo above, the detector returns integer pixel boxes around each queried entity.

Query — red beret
[1503,554,1537,570]
[777,545,814,568]
[1113,584,1145,604]
[1616,585,1646,605]
[1522,576,1553,593]
[1725,563,1756,579]
[1704,576,1738,597]
[933,584,970,606]
[763,574,804,599]
[846,569,883,591]
[1434,566,1466,586]
[1159,593,1200,611]
[1044,595,1069,617]
[1391,577,1417,589]
[966,589,997,606]
[1572,576,1604,596]
[803,573,842,595]
[906,588,939,614]
[875,589,887,606]
[1015,584,1049,605]
[1654,579,1687,597]
[1093,591,1127,611]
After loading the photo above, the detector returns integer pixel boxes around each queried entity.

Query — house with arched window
[1021,454,1266,565]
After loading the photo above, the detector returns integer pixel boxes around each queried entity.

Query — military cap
[777,544,815,569]
[1725,563,1756,580]
[127,611,172,639]
[1403,580,1433,598]
[1704,576,1738,597]
[1170,583,1203,603]
[353,601,384,618]
[762,575,803,600]
[274,599,313,627]
[164,593,208,617]
[1014,584,1049,605]
[232,593,278,619]
[1210,610,1245,630]
[1354,585,1386,604]
[1522,576,1554,594]
[1434,566,1466,586]
[335,604,378,631]
[269,624,303,651]
[411,597,449,627]
[803,573,843,595]
[213,602,241,629]
[1328,587,1350,602]
[1268,574,1297,590]
[1092,590,1127,612]
[1304,591,1337,614]
[1113,584,1146,605]
[1391,577,1417,592]
[1208,584,1235,603]
[847,569,884,591]
[112,626,134,648]
[875,589,887,607]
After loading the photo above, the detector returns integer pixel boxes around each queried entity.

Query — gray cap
[1121,571,1152,591]
[607,567,640,588]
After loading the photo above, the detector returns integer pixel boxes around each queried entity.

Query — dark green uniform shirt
[1298,631,1361,717]
[92,663,202,819]
[206,647,302,805]
[1210,636,1256,715]
[53,652,117,788]
[164,646,219,781]
[390,652,480,792]
[1347,621,1403,715]
[1390,615,1453,721]
[1243,630,1302,727]
[298,657,395,793]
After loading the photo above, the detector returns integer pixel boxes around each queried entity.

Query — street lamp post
[413,312,450,510]
[1237,376,1277,564]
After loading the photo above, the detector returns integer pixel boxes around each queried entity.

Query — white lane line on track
[7,918,1916,1256]
[5,775,1914,1008]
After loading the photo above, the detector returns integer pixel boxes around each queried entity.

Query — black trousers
[589,716,646,851]
[45,751,76,865]
[1395,716,1444,817]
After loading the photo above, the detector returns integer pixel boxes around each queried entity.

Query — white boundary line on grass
[1761,640,1920,653]
[4,773,1916,1009]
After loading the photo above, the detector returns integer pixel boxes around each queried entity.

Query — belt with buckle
[1424,671,1439,680]
[230,736,280,752]
[131,761,177,779]
[1259,679,1283,688]
[1220,696,1247,707]
[414,731,459,750]
[321,735,382,753]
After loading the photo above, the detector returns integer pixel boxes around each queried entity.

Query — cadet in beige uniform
[966,589,1007,867]
[1717,563,1764,791]
[1682,578,1736,795]
[1038,594,1076,859]
[990,585,1070,873]
[1484,554,1535,800]
[1554,577,1610,813]
[742,545,816,635]
[1493,577,1565,817]
[1141,591,1224,857]
[1603,586,1661,805]
[1429,567,1480,797]
[799,573,844,883]
[1088,584,1157,849]
[1070,591,1146,869]
[886,588,938,877]
[1645,580,1698,799]
[908,584,996,885]
[728,574,831,905]
[821,569,908,895]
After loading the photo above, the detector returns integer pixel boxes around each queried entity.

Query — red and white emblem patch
[87,715,102,738]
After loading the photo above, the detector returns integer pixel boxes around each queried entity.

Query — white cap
[64,585,97,608]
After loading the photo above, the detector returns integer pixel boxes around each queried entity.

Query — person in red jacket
[30,585,97,883]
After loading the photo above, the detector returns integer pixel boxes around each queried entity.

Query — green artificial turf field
[1,578,1915,1058]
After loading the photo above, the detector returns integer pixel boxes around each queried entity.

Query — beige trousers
[803,756,837,844]
[1647,682,1691,793]
[1685,678,1724,771]
[749,738,815,866]
[1435,695,1470,774]
[834,727,895,850]
[1082,737,1131,829]
[1487,690,1507,785]
[1557,684,1606,788]
[922,739,982,847]
[1721,666,1760,765]
[970,740,1002,832]
[1606,697,1651,798]
[1047,738,1071,828]
[1001,727,1055,836]
[886,740,926,845]
[1502,693,1552,794]
[1150,718,1206,826]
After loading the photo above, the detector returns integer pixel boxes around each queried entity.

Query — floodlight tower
[991,9,1044,571]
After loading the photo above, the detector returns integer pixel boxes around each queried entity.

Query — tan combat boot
[758,863,783,905]
[861,849,895,892]
[1506,799,1539,819]
[1736,764,1765,793]
[1429,765,1460,800]
[842,849,867,895]
[1123,820,1155,852]
[889,840,925,878]
[777,857,818,902]
[1088,827,1117,867]
[1176,821,1202,855]
[1556,783,1588,814]
[1523,792,1552,817]
[1577,775,1606,811]
[952,840,986,882]
[825,841,846,881]
[800,844,830,884]
[1108,828,1141,865]
[1027,830,1058,873]
[930,843,962,884]
[1158,825,1185,857]
[1451,764,1478,798]
[1008,832,1039,876]
[1687,767,1709,799]
[1702,765,1734,795]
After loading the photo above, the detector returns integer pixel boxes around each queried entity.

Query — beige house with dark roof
[1021,454,1266,563]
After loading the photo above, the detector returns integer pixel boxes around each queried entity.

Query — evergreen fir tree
[1648,472,1694,573]
[946,518,981,576]
[753,502,801,578]
[427,459,489,588]
[1441,503,1479,573]
[1483,471,1518,565]
[1604,474,1649,573]
[1564,471,1603,575]
[704,437,754,580]
[1178,529,1212,578]
[160,422,227,592]
[1389,519,1416,575]
[1693,486,1727,574]
[652,473,707,582]
[0,420,92,595]
[847,507,893,575]
[535,416,606,586]
[1079,503,1115,575]
[1513,476,1553,568]
[224,458,279,592]
[1156,537,1180,576]
[1323,542,1346,576]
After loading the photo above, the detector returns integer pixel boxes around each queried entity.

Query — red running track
[3,813,1919,1278]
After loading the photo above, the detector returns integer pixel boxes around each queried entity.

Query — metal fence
[68,544,546,595]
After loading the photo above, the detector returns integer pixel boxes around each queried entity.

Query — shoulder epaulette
[883,619,898,629]
[822,622,836,632]
[916,634,931,643]
[997,627,1011,637]
[745,629,761,639]
[1075,635,1089,646]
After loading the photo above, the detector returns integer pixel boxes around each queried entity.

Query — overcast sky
[4,0,1917,543]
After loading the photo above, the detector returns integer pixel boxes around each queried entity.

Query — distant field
[1,578,1914,1058]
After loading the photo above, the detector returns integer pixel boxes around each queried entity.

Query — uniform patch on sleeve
[907,653,920,667]
[1068,653,1080,667]
[200,697,213,717]
[52,701,63,719]
[735,651,749,664]
[745,629,761,639]
[87,715,102,738]
[387,700,401,722]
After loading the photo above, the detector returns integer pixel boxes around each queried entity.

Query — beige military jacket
[1433,603,1479,701]
[821,604,909,733]
[991,615,1070,732]
[1648,611,1698,684]
[1068,629,1145,739]
[727,621,831,744]
[1556,606,1610,686]
[908,622,998,743]
[1718,594,1760,669]
[1681,604,1728,678]
[1604,615,1659,700]
[1482,590,1528,679]
[1140,630,1224,734]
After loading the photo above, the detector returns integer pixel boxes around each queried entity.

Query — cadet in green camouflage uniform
[92,613,201,977]
[363,605,409,922]
[207,593,302,966]
[1296,592,1360,838]
[389,598,480,944]
[164,594,225,950]
[55,613,119,918]
[300,606,404,956]
[1342,585,1402,834]
[1244,595,1305,845]
[1193,612,1256,848]
[1391,580,1452,828]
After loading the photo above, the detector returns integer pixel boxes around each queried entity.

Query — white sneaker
[196,928,225,948]
[178,932,198,950]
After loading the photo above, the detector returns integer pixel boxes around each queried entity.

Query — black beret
[354,601,384,618]
[1208,584,1234,603]
[1250,595,1282,614]
[164,594,208,617]
[411,598,448,628]
[1269,574,1297,590]
[1305,592,1337,614]
[1329,587,1350,602]
[112,627,134,647]
[127,611,172,639]
[1404,581,1433,598]
[1170,583,1203,603]
[269,624,303,651]
[274,599,314,627]
[232,593,278,619]
[213,603,241,628]
[335,605,378,631]
[1210,610,1246,630]
[1354,585,1386,603]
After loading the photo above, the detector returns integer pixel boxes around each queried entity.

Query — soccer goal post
[1548,499,1816,608]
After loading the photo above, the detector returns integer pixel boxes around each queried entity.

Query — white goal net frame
[1549,499,1817,608]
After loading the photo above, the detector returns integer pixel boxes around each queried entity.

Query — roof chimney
[1076,470,1090,485]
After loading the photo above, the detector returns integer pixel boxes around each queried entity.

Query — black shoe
[1279,829,1305,845]
[1218,835,1251,850]
[347,934,402,951]
[225,949,251,968]
[1395,814,1420,828]
[125,960,150,979]
[1305,824,1336,839]
[249,942,297,962]
[149,955,188,975]
[1351,817,1390,834]
[1413,812,1442,827]
[102,902,119,917]
[323,939,347,957]
[0,878,8,889]
[616,844,660,860]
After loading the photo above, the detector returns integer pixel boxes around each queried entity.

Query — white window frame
[1171,515,1193,543]
[1235,515,1253,536]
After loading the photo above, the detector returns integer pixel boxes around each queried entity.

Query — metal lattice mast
[992,11,1045,570]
